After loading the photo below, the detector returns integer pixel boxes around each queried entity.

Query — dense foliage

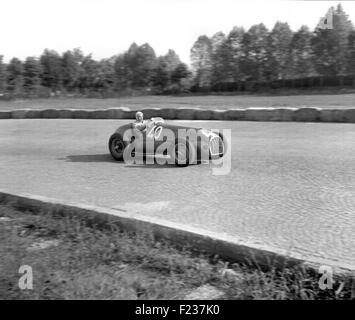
[190,4,355,92]
[0,4,354,98]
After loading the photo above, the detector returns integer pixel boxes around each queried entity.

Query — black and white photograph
[0,0,355,306]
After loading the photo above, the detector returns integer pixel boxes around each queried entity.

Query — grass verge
[0,202,354,300]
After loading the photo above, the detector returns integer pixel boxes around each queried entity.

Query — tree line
[0,45,191,99]
[190,4,355,92]
[0,3,354,98]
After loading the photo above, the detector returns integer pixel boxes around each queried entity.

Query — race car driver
[133,111,146,132]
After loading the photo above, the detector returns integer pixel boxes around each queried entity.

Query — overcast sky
[1,0,354,64]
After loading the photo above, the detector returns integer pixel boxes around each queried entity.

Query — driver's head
[135,111,144,122]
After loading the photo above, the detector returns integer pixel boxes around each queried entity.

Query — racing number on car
[147,125,163,139]
[154,126,163,139]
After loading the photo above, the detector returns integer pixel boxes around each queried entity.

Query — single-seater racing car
[108,117,227,167]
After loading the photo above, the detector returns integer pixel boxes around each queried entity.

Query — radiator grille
[209,136,224,156]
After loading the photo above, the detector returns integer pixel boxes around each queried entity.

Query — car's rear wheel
[109,133,126,161]
[172,140,195,167]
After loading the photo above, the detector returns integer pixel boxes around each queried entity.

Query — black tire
[217,132,227,158]
[172,140,193,167]
[108,133,126,161]
[209,132,227,160]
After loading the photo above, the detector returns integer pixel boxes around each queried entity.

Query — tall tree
[79,54,100,90]
[61,48,85,91]
[240,24,269,82]
[151,56,170,91]
[171,62,190,85]
[224,26,245,82]
[122,43,157,88]
[312,4,353,77]
[114,53,130,90]
[266,22,293,80]
[190,35,213,88]
[40,49,63,91]
[210,32,228,85]
[210,32,226,54]
[161,49,181,74]
[347,30,355,77]
[6,58,23,95]
[23,57,42,95]
[134,43,157,87]
[151,50,182,91]
[289,26,315,79]
[96,57,116,93]
[0,55,6,93]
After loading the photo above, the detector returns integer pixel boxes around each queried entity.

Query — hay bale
[176,108,198,120]
[140,108,162,118]
[0,111,12,119]
[245,108,295,121]
[41,109,61,118]
[210,110,226,120]
[223,109,246,121]
[56,109,73,119]
[25,110,42,119]
[107,108,128,119]
[158,108,176,119]
[120,108,136,119]
[88,110,110,119]
[72,110,90,119]
[245,108,273,121]
[293,108,320,122]
[274,108,294,121]
[319,109,345,122]
[343,109,355,123]
[11,109,31,119]
[196,110,213,120]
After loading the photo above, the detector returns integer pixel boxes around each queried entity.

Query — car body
[108,117,226,166]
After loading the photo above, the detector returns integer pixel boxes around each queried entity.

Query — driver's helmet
[135,111,144,122]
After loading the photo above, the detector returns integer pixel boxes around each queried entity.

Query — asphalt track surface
[1,119,355,267]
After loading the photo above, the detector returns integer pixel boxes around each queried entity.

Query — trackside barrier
[0,107,355,123]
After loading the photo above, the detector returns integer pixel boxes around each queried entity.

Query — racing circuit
[1,119,355,269]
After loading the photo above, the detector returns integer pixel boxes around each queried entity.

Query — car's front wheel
[108,133,126,161]
[209,132,227,160]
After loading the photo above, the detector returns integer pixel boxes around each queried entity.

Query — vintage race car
[108,117,227,167]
